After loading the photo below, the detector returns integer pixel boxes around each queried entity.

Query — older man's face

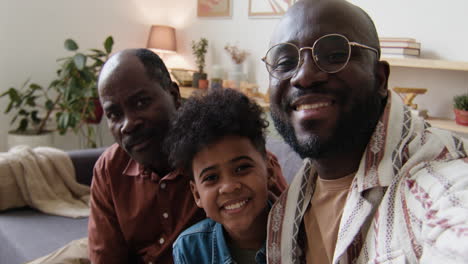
[268,2,386,159]
[99,54,178,167]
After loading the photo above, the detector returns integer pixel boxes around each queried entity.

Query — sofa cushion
[0,208,88,263]
[68,147,106,186]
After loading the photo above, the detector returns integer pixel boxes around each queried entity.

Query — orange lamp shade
[147,25,176,53]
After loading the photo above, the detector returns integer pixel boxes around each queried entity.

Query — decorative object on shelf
[170,68,196,87]
[209,64,224,90]
[191,38,209,88]
[0,36,114,148]
[147,25,176,54]
[224,44,249,89]
[453,93,468,126]
[249,0,296,17]
[393,87,428,118]
[198,0,231,17]
[380,37,420,58]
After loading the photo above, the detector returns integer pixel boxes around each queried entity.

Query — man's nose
[120,114,143,134]
[290,50,328,89]
[219,178,241,194]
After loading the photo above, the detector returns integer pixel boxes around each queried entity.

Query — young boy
[167,88,285,264]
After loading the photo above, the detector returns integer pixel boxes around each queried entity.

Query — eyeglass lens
[265,35,351,79]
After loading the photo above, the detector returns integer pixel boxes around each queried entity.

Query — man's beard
[270,87,385,160]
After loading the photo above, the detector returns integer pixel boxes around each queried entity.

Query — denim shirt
[172,218,267,264]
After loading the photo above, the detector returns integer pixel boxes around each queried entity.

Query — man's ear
[376,60,390,98]
[190,180,203,208]
[168,81,182,108]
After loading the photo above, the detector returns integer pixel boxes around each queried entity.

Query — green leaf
[26,96,36,107]
[92,59,104,68]
[5,101,14,113]
[29,83,42,90]
[81,69,95,83]
[18,118,28,131]
[31,111,41,123]
[64,39,79,51]
[104,36,114,54]
[73,53,87,70]
[45,100,53,111]
[19,109,28,116]
[58,112,70,133]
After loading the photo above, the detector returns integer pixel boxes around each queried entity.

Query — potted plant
[1,36,114,148]
[191,38,208,88]
[454,93,468,126]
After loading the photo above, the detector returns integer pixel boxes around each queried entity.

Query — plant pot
[198,79,209,89]
[86,97,104,124]
[192,72,207,88]
[454,109,468,126]
[7,131,54,150]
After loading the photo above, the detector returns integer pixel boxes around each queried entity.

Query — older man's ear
[376,60,390,98]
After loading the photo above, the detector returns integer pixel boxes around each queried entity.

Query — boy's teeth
[224,200,248,210]
[296,102,330,111]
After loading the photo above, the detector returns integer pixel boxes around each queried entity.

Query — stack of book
[379,37,421,58]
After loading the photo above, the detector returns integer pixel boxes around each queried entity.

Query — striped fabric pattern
[266,92,468,264]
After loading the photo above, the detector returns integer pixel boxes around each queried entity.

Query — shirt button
[159,237,165,244]
[160,183,166,189]
[163,212,169,219]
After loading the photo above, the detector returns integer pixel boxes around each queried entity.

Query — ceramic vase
[228,63,245,89]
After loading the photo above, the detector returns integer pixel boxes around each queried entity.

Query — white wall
[1,0,468,151]
[0,0,149,151]
[151,0,468,119]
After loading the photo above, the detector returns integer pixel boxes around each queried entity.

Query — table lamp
[147,25,176,54]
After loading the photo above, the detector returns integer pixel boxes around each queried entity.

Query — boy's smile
[190,135,273,248]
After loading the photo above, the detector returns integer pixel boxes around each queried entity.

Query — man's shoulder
[97,143,130,164]
[94,143,132,174]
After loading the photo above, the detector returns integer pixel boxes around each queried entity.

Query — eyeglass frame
[261,33,379,80]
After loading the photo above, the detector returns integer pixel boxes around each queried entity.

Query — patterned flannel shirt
[267,92,468,264]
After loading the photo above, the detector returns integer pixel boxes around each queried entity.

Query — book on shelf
[381,47,420,56]
[379,37,417,42]
[380,41,421,49]
[382,54,419,59]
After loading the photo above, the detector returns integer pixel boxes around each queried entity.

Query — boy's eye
[235,164,253,174]
[201,174,218,183]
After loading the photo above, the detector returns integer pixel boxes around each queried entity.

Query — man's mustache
[122,129,155,149]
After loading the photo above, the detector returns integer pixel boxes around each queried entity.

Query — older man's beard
[270,87,385,160]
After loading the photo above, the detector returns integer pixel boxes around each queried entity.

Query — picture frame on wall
[248,0,296,17]
[197,0,231,17]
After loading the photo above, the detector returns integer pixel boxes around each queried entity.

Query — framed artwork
[249,0,296,17]
[197,0,231,17]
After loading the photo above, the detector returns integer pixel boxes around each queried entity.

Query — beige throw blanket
[0,145,90,218]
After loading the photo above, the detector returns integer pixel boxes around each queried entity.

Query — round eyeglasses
[262,33,378,80]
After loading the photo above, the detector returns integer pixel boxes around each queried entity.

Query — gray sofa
[0,138,302,264]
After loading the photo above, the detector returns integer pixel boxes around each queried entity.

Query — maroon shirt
[88,143,287,264]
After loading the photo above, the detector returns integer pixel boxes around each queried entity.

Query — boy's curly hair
[166,88,269,177]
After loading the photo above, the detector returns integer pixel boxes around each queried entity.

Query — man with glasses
[264,0,468,263]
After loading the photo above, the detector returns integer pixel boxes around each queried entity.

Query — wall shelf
[427,118,468,135]
[382,57,468,72]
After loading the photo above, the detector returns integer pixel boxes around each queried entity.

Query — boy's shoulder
[176,218,218,240]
